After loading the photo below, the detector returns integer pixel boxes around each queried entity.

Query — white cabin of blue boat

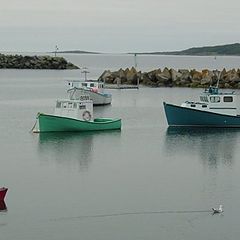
[181,86,239,116]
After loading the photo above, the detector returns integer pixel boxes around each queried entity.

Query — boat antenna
[81,67,89,81]
[134,53,140,89]
[134,53,137,69]
[54,45,59,57]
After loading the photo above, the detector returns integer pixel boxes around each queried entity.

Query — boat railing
[185,101,206,105]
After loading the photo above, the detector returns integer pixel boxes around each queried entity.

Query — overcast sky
[1,0,240,52]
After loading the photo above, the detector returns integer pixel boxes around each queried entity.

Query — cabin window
[90,83,94,87]
[82,83,87,87]
[223,96,233,102]
[68,102,73,108]
[190,104,196,107]
[63,102,67,108]
[79,104,86,110]
[200,96,208,102]
[210,96,220,103]
[202,105,207,108]
[56,101,61,108]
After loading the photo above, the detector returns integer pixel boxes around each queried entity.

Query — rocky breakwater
[99,67,240,89]
[0,54,79,69]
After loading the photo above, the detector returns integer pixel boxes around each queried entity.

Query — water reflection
[0,201,7,212]
[164,127,240,168]
[38,130,121,171]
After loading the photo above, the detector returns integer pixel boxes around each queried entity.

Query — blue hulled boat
[164,86,240,127]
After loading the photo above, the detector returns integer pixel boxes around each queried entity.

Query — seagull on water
[212,205,223,214]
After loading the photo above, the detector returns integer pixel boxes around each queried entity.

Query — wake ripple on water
[51,209,213,222]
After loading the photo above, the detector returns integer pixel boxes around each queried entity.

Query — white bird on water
[212,205,223,214]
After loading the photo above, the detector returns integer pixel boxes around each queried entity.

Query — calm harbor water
[1,54,240,240]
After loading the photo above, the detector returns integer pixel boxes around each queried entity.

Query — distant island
[133,43,240,56]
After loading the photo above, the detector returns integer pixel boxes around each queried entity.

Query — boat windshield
[205,86,219,94]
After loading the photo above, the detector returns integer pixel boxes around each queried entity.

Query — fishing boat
[0,187,8,201]
[164,85,240,127]
[33,88,121,133]
[67,80,112,106]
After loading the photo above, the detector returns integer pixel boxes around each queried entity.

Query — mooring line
[51,209,212,222]
[29,119,37,133]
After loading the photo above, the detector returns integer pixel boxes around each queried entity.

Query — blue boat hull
[163,102,240,127]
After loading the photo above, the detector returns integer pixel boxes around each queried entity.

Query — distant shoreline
[55,43,240,56]
[3,42,240,57]
[129,43,240,56]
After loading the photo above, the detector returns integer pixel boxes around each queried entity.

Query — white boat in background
[67,80,112,106]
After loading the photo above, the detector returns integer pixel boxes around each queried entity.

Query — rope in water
[29,120,37,133]
[29,113,41,133]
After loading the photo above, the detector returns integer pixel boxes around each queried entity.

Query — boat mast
[81,67,89,81]
[134,53,137,69]
[134,53,139,89]
[54,45,59,57]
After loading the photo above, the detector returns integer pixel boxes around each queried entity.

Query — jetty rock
[223,69,240,83]
[0,54,79,69]
[170,68,182,82]
[99,67,240,89]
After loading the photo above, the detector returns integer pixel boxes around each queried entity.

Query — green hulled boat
[36,114,121,132]
[33,88,121,133]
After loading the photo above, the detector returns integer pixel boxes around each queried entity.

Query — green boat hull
[37,113,121,132]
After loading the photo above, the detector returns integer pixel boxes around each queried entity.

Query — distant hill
[57,50,100,54]
[135,43,240,56]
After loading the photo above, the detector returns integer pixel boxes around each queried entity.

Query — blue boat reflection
[164,127,240,168]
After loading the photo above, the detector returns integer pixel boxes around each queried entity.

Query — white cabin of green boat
[181,86,239,116]
[54,92,94,121]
